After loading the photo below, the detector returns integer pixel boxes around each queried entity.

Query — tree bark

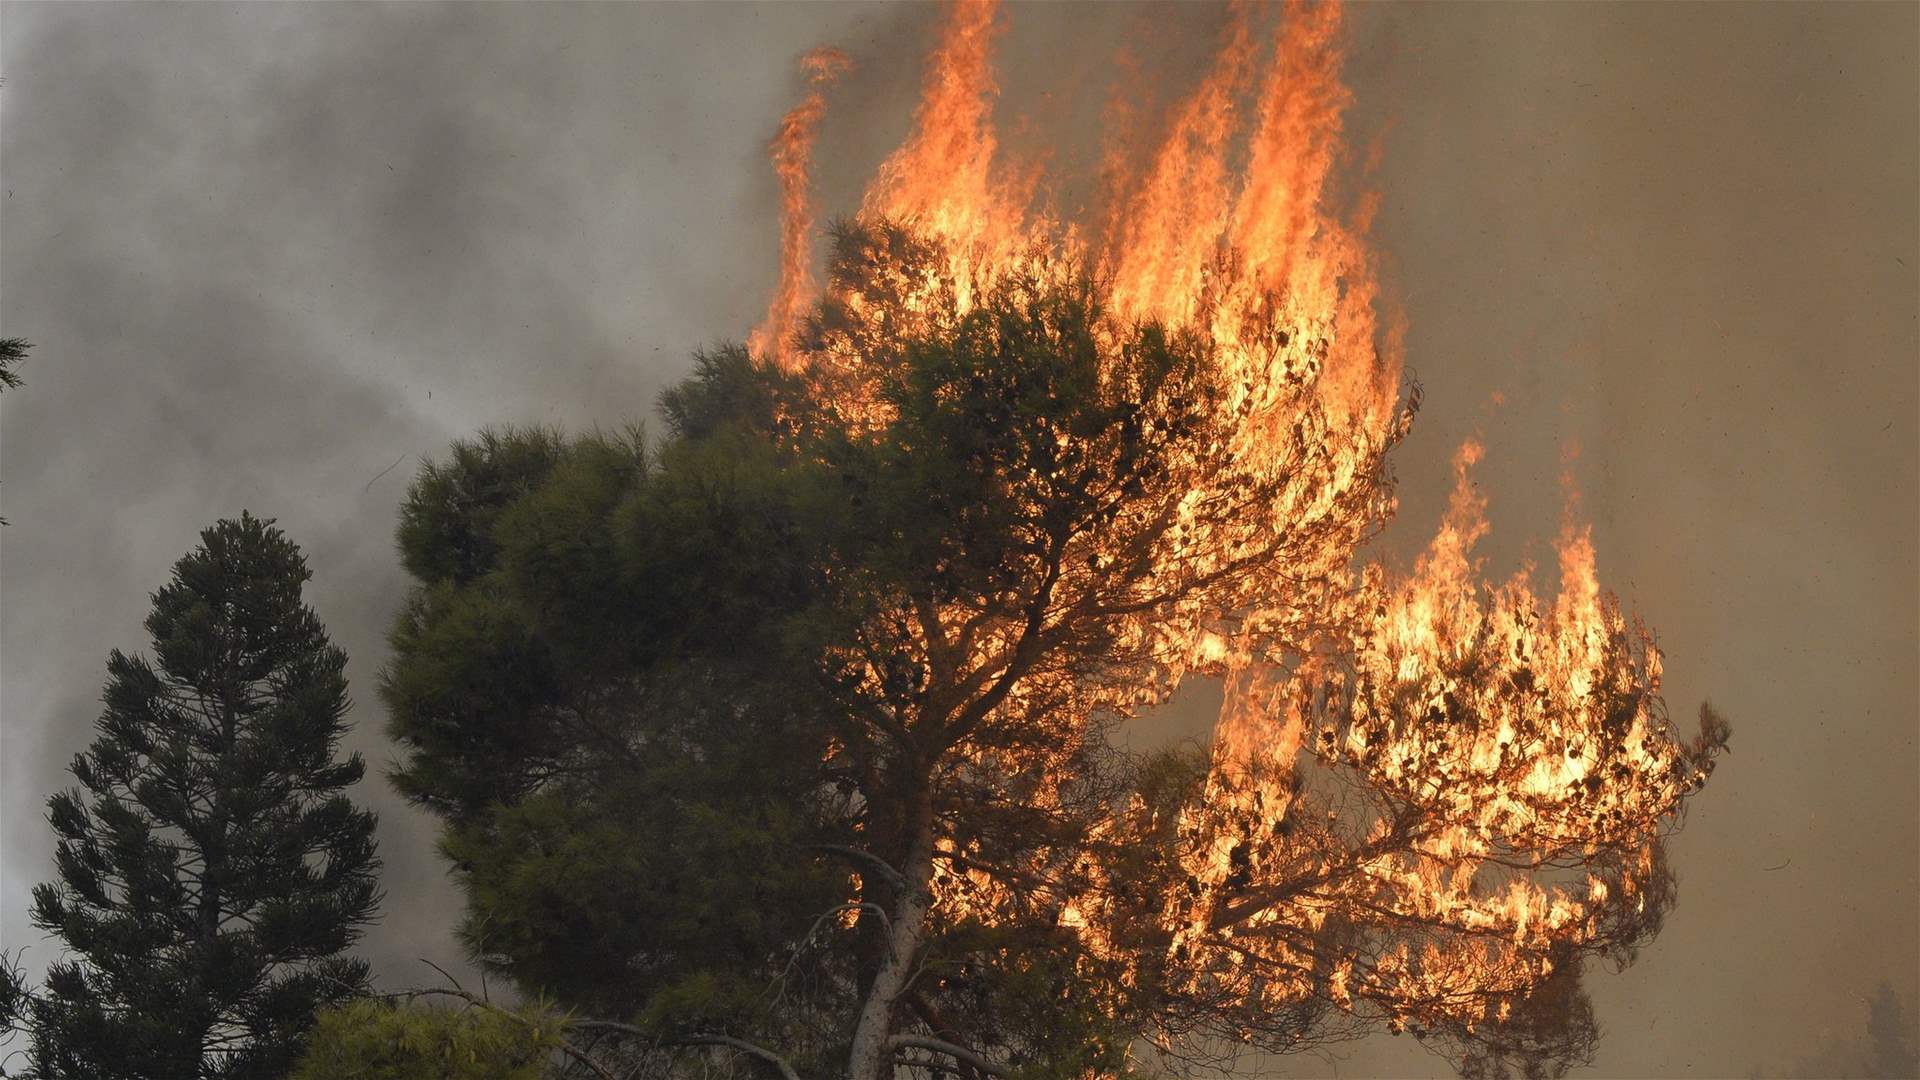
[844,784,936,1080]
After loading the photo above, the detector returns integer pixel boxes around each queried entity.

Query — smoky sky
[2,4,1914,1078]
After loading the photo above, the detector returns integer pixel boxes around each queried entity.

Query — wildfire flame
[749,46,850,369]
[749,0,1724,1055]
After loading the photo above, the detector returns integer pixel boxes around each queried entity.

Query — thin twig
[418,957,464,994]
[363,452,409,493]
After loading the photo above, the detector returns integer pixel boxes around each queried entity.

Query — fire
[747,0,1725,1062]
[749,46,850,369]
[861,0,1019,280]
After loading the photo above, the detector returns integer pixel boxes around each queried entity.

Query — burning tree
[377,3,1726,1078]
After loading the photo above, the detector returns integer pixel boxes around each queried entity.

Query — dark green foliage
[915,918,1139,1080]
[0,950,27,1053]
[293,999,561,1080]
[0,337,26,391]
[657,346,786,442]
[396,426,572,587]
[383,422,852,1056]
[21,514,380,1079]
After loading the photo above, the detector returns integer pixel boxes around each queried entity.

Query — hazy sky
[2,4,1913,1077]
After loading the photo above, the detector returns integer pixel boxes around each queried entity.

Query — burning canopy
[742,0,1725,1070]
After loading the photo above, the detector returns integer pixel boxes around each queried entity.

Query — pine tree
[21,513,380,1079]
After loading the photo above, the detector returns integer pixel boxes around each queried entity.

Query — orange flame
[1103,1,1258,329]
[858,0,1024,309]
[750,47,850,370]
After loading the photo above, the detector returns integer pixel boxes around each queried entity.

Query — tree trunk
[845,785,936,1080]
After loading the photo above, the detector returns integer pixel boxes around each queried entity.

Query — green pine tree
[20,513,381,1079]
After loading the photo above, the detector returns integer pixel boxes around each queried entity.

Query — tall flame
[750,47,850,370]
[858,0,1024,309]
[1103,0,1258,329]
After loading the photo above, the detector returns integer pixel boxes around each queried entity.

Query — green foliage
[397,426,572,587]
[0,949,27,1055]
[20,514,380,1079]
[657,346,785,442]
[383,421,848,1046]
[919,919,1139,1080]
[293,999,559,1080]
[0,337,26,391]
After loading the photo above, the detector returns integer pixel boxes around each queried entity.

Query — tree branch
[673,1033,803,1080]
[888,1034,1010,1077]
[566,1021,804,1080]
[803,844,909,893]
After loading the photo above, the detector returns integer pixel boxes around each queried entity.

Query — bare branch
[803,844,909,893]
[888,1034,1011,1077]
[673,1033,803,1080]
